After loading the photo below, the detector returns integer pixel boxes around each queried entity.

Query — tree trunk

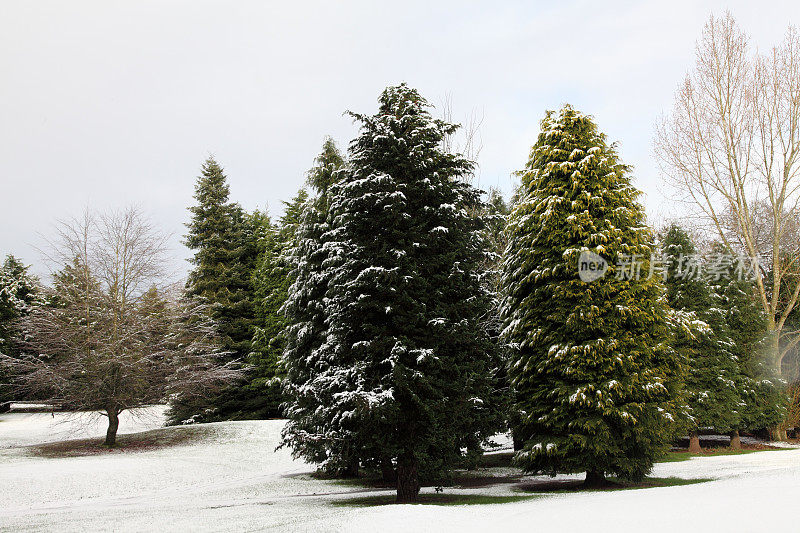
[380,457,396,484]
[341,458,359,478]
[769,329,783,377]
[730,430,742,450]
[512,431,524,452]
[688,432,702,454]
[770,426,788,442]
[396,453,420,503]
[584,469,606,488]
[104,409,119,446]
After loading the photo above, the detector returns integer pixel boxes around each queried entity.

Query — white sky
[2,0,799,278]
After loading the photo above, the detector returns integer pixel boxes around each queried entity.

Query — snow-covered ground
[1,408,798,532]
[0,406,168,448]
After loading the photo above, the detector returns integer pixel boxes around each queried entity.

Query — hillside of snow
[1,407,799,532]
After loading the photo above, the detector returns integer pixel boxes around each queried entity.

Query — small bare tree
[655,12,800,377]
[0,207,240,445]
[440,92,484,176]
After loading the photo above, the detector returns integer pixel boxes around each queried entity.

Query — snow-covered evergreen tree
[306,137,345,206]
[501,105,684,485]
[479,189,516,448]
[0,255,42,405]
[483,188,511,292]
[707,242,787,436]
[282,85,501,502]
[185,157,258,358]
[281,140,350,472]
[175,157,260,422]
[661,225,741,449]
[247,191,309,418]
[0,255,41,357]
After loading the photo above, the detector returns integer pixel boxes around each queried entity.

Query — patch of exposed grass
[476,451,514,468]
[331,493,541,507]
[316,448,723,492]
[29,425,212,458]
[317,466,522,491]
[332,476,710,507]
[326,476,390,489]
[515,476,711,494]
[484,446,792,469]
[658,447,791,463]
[608,476,712,490]
[299,470,393,489]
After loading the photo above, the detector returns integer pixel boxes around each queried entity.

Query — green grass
[605,476,712,490]
[329,477,388,489]
[331,493,541,507]
[315,466,522,491]
[332,476,711,507]
[476,451,514,468]
[317,445,789,507]
[483,447,792,467]
[658,447,791,463]
[318,448,724,494]
[513,475,711,494]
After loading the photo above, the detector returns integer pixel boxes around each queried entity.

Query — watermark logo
[577,251,760,283]
[615,252,760,282]
[578,251,608,282]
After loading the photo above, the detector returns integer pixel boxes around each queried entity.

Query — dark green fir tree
[172,157,260,422]
[282,86,502,502]
[306,137,345,206]
[0,255,42,405]
[281,138,362,476]
[247,189,310,418]
[707,242,787,436]
[479,188,516,450]
[0,255,41,357]
[501,105,684,486]
[185,157,258,356]
[661,224,741,450]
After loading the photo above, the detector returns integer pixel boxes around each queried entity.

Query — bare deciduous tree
[655,12,800,377]
[441,92,484,174]
[0,207,240,445]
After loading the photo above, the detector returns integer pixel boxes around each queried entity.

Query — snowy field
[0,406,169,449]
[1,407,799,532]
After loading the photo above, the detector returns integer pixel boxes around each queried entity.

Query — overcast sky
[2,0,799,278]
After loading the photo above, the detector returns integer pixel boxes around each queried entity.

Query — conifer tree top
[504,104,651,299]
[346,83,473,180]
[306,138,344,196]
[192,157,230,206]
[521,105,635,200]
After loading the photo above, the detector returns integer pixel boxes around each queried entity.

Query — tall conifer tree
[185,157,256,355]
[707,243,787,436]
[501,106,684,485]
[661,225,741,449]
[0,255,41,357]
[281,139,357,473]
[0,255,41,405]
[282,86,501,502]
[179,157,259,420]
[248,190,309,418]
